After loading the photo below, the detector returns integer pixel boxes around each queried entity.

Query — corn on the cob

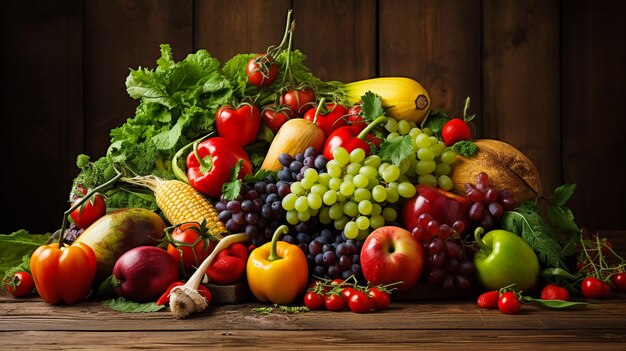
[122,175,227,237]
[343,77,431,123]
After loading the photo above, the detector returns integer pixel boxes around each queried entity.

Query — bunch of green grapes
[384,118,457,190]
[281,147,416,240]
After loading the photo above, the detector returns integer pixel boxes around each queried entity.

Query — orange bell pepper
[246,225,308,305]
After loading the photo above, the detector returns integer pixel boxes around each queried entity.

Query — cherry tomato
[304,291,325,310]
[325,293,346,312]
[246,54,278,87]
[368,287,391,310]
[347,104,366,129]
[261,105,293,134]
[4,271,34,298]
[348,290,373,313]
[280,87,316,116]
[498,291,521,314]
[477,290,500,309]
[441,118,471,146]
[330,278,345,286]
[69,193,106,229]
[540,284,570,301]
[166,222,217,271]
[303,103,349,137]
[611,272,626,293]
[581,277,612,299]
[341,287,355,301]
[197,285,212,305]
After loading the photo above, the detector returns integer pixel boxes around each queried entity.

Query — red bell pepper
[207,242,248,285]
[216,103,261,147]
[322,116,387,160]
[186,137,253,198]
[156,281,212,306]
[303,101,349,137]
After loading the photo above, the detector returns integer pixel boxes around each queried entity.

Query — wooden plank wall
[1,0,624,234]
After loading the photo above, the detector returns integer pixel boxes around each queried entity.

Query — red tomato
[246,54,278,87]
[348,104,366,129]
[498,291,521,314]
[325,293,346,312]
[341,287,355,301]
[477,290,499,309]
[581,277,612,299]
[198,285,212,305]
[4,271,34,298]
[166,222,217,271]
[348,290,373,313]
[540,284,570,301]
[611,272,626,293]
[261,105,293,134]
[70,194,106,229]
[441,118,471,146]
[304,291,325,310]
[303,103,349,137]
[367,287,390,310]
[280,87,316,116]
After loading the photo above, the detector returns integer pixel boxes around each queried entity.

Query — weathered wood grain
[379,0,483,133]
[83,0,194,158]
[562,0,626,231]
[482,0,561,197]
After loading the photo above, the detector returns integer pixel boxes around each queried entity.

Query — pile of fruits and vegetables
[3,10,625,317]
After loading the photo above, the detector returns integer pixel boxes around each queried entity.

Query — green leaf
[156,44,176,71]
[102,297,165,313]
[422,109,449,135]
[361,91,385,122]
[378,136,413,166]
[549,184,577,207]
[245,169,277,184]
[548,205,580,233]
[541,267,578,280]
[521,296,591,309]
[499,209,566,269]
[0,230,51,278]
[221,160,244,201]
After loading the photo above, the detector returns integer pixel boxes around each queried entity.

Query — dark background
[1,0,624,234]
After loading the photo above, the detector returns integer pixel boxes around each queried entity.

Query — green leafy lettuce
[1,230,51,279]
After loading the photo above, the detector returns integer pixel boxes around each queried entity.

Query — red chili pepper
[207,243,248,285]
[322,116,387,160]
[186,137,253,198]
[156,281,212,305]
[216,103,261,147]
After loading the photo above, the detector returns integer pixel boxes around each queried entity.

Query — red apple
[360,226,424,293]
[402,185,471,234]
[112,246,180,302]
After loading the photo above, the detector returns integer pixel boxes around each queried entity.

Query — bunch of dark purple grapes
[464,172,516,230]
[277,146,328,182]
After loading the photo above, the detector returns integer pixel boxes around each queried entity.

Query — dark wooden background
[1,0,624,234]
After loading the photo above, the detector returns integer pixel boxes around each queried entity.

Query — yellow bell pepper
[246,225,308,305]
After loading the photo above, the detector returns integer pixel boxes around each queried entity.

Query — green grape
[398,181,417,198]
[281,193,297,211]
[418,174,438,187]
[311,184,328,196]
[372,185,387,202]
[387,132,401,141]
[378,162,390,175]
[432,142,444,157]
[368,177,379,189]
[359,165,378,179]
[334,216,348,231]
[337,193,347,202]
[319,207,331,224]
[370,214,385,229]
[297,210,310,222]
[300,176,315,190]
[423,127,434,136]
[385,118,399,132]
[441,150,457,165]
[286,210,299,225]
[328,165,342,178]
[309,207,318,217]
[415,133,431,148]
[415,160,436,175]
[417,147,435,161]
[356,229,370,241]
[304,168,319,181]
[290,182,304,195]
[329,203,344,220]
[353,174,369,188]
[340,181,355,196]
[382,207,398,222]
[350,148,366,163]
[317,173,331,186]
[347,163,361,175]
[343,174,354,183]
[371,203,382,216]
[438,175,454,191]
[397,174,409,183]
[358,200,373,215]
[333,147,350,165]
[409,127,422,138]
[429,136,439,145]
[363,155,382,168]
[326,159,340,170]
[344,221,359,239]
[409,122,418,129]
[386,185,400,203]
[343,201,359,217]
[356,216,370,230]
[328,177,342,190]
[434,163,451,176]
[399,158,411,175]
[295,196,309,212]
[307,193,322,210]
[353,188,372,202]
[323,190,338,206]
[382,164,401,182]
[398,120,411,135]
